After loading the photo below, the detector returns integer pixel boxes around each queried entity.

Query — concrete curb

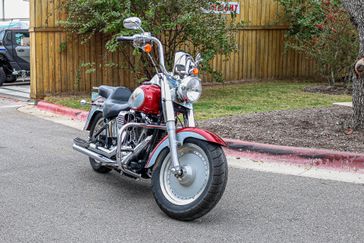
[224,139,364,173]
[34,101,364,172]
[36,101,88,122]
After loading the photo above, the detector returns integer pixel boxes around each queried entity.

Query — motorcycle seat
[102,86,132,119]
[99,85,116,98]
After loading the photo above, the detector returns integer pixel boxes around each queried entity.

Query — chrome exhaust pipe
[73,144,141,178]
[73,144,117,165]
[89,143,117,158]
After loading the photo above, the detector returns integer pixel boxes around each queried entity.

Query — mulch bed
[199,106,364,153]
[304,85,352,95]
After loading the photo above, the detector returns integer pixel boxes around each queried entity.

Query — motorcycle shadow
[77,167,230,224]
[79,168,153,200]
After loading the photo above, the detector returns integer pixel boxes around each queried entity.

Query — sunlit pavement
[0,98,363,242]
[0,81,30,100]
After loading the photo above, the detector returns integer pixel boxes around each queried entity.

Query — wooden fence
[30,0,316,99]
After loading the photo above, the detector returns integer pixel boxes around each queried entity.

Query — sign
[205,2,240,15]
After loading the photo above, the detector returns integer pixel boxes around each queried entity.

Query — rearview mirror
[195,53,203,65]
[80,100,89,106]
[123,17,142,30]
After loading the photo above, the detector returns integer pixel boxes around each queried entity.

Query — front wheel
[151,138,228,221]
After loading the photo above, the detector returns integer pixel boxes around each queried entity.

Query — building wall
[1,0,30,19]
[30,0,316,99]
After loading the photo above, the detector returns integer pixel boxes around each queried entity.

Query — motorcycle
[73,17,228,221]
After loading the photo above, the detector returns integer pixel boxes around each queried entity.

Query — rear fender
[145,128,226,168]
[84,106,103,131]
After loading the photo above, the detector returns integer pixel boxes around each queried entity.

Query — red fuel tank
[129,84,161,115]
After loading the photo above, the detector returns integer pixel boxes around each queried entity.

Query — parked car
[0,28,30,86]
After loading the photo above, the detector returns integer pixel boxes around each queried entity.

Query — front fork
[161,75,182,176]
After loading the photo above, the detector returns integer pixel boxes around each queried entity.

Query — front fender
[145,128,226,168]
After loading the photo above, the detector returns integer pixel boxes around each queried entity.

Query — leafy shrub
[62,0,239,81]
[277,0,358,86]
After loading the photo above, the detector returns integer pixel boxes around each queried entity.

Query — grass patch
[195,81,351,120]
[44,81,352,120]
[44,95,90,111]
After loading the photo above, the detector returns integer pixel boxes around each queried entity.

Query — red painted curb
[36,101,89,122]
[224,138,364,173]
[35,101,364,173]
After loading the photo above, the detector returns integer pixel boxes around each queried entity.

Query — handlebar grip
[116,36,135,41]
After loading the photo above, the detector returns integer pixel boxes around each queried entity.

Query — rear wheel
[89,112,112,174]
[151,138,228,221]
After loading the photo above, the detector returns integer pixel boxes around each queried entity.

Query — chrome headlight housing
[177,76,202,103]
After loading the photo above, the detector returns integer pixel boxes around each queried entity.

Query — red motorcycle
[73,17,228,221]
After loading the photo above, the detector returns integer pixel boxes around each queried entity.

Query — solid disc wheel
[152,138,228,221]
[89,113,112,174]
[160,143,210,206]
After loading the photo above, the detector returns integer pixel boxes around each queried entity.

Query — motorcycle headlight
[177,77,202,103]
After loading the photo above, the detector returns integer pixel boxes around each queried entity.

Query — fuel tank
[128,84,161,115]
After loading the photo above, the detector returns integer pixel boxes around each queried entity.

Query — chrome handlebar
[117,34,168,75]
[116,36,135,41]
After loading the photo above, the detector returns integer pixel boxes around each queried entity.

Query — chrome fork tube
[161,75,181,174]
[166,121,181,172]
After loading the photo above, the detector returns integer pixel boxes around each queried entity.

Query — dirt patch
[304,85,352,95]
[199,106,364,153]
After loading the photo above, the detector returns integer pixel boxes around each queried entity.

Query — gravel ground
[199,106,364,153]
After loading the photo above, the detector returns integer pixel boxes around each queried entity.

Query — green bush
[62,0,240,81]
[278,0,358,86]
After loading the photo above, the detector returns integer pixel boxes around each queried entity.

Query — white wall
[0,0,29,19]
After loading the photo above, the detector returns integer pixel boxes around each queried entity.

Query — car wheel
[0,67,6,86]
[6,75,17,82]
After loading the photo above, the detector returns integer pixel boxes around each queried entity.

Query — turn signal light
[143,44,152,53]
[192,68,199,76]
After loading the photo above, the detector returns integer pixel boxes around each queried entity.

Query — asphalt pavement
[0,97,363,243]
[0,82,30,100]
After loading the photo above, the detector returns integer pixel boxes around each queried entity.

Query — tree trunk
[341,0,364,129]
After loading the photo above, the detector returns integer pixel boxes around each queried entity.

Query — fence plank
[30,0,317,98]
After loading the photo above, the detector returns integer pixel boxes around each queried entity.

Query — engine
[116,109,156,149]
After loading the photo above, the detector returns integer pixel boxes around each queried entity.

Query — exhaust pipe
[73,129,157,178]
[73,144,117,166]
[73,143,141,178]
